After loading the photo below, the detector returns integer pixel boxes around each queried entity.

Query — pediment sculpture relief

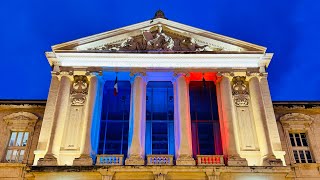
[88,25,224,52]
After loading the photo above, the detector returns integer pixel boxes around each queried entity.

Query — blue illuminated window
[189,81,222,156]
[146,81,174,155]
[98,81,130,156]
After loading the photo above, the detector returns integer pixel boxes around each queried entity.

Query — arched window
[98,81,131,156]
[189,81,222,156]
[146,81,174,155]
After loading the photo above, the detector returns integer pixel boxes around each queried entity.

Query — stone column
[34,73,60,165]
[172,72,195,165]
[249,76,282,166]
[219,74,247,166]
[38,73,71,166]
[260,76,283,152]
[73,73,99,166]
[259,75,284,163]
[125,72,146,165]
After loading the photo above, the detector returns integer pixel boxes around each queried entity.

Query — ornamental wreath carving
[232,76,249,107]
[70,75,89,106]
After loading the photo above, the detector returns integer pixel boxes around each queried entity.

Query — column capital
[216,72,234,82]
[246,71,268,80]
[171,71,190,84]
[130,71,147,84]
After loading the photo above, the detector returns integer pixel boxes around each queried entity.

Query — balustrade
[196,155,224,165]
[147,155,173,165]
[96,154,124,165]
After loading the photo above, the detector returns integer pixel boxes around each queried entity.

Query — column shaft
[38,75,71,165]
[73,75,99,165]
[250,77,278,162]
[219,76,247,166]
[173,73,195,165]
[125,74,146,165]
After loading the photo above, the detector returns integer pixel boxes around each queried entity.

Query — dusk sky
[1,0,319,101]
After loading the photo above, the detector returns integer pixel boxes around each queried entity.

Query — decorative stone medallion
[232,76,249,107]
[70,75,89,106]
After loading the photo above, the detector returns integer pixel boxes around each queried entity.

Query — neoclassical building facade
[1,12,320,180]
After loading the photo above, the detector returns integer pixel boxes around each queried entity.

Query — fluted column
[219,74,247,166]
[73,73,100,165]
[172,72,195,165]
[249,76,282,165]
[38,74,71,166]
[125,72,146,165]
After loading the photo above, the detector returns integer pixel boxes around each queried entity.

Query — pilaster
[172,72,195,165]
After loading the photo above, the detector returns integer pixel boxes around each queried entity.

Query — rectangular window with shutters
[289,133,313,163]
[5,131,29,163]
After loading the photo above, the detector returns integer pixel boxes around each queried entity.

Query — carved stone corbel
[70,75,89,106]
[231,76,250,107]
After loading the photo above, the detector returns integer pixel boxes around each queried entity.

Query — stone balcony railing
[96,154,124,165]
[196,155,224,166]
[147,155,174,165]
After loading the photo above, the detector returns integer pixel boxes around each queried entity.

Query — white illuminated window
[289,133,313,163]
[5,131,29,163]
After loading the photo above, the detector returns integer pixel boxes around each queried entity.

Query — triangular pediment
[52,18,266,54]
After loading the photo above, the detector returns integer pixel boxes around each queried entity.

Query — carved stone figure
[144,25,174,51]
[88,25,224,52]
[232,76,249,107]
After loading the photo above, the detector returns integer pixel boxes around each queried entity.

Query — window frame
[280,113,317,164]
[5,131,30,163]
[2,111,38,164]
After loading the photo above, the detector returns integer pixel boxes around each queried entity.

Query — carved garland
[231,76,250,107]
[70,75,89,106]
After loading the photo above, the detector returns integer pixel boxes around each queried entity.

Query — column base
[37,154,58,166]
[227,155,248,166]
[73,154,93,166]
[175,155,195,165]
[125,155,145,165]
[262,155,283,166]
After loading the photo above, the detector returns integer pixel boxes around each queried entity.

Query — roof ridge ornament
[153,10,167,20]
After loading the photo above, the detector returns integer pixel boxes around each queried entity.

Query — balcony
[96,154,124,165]
[147,155,174,165]
[196,155,224,166]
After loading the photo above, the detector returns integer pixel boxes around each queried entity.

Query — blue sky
[1,0,319,101]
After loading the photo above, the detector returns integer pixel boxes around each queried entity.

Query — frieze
[88,25,224,52]
[70,75,89,106]
[232,76,250,107]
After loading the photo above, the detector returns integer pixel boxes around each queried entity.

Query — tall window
[98,81,131,156]
[189,81,222,156]
[289,133,313,163]
[146,81,174,155]
[6,131,29,162]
